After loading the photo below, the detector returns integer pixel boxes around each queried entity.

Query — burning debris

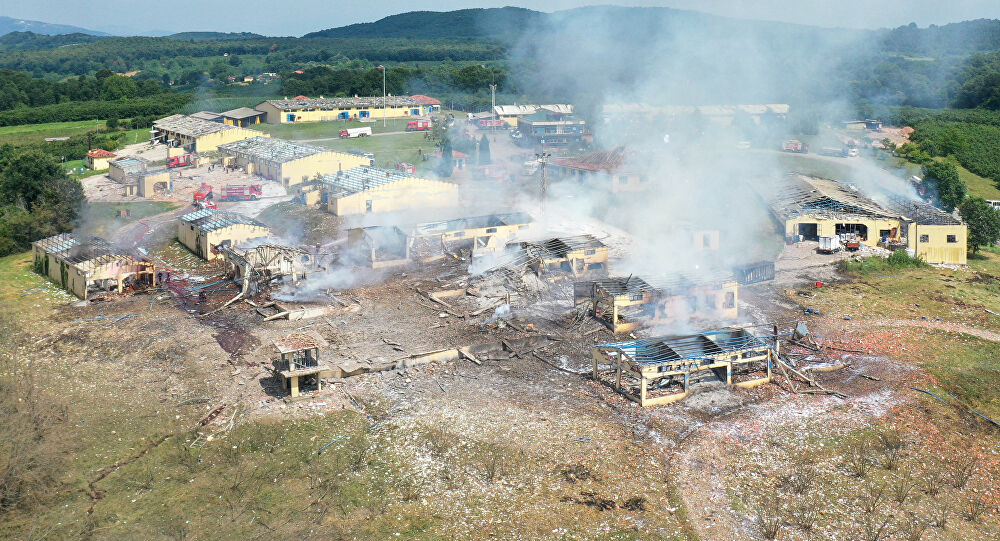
[574,273,739,334]
[592,326,775,406]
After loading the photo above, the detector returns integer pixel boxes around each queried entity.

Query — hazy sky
[6,0,1000,36]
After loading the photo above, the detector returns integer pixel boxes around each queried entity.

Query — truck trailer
[339,127,372,138]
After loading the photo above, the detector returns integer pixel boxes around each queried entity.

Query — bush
[840,250,928,275]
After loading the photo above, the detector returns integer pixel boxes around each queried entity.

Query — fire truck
[406,120,432,131]
[220,184,262,201]
[167,154,193,168]
[193,183,213,201]
[782,140,809,153]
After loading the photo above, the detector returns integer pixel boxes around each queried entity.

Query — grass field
[0,119,105,145]
[75,201,180,238]
[316,132,439,173]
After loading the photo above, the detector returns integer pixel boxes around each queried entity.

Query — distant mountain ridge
[303,7,543,39]
[0,15,107,37]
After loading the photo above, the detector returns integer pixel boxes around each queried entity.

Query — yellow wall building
[321,167,458,216]
[177,209,271,260]
[85,148,116,170]
[31,233,156,300]
[152,114,268,153]
[765,174,968,265]
[218,136,369,188]
[255,96,434,124]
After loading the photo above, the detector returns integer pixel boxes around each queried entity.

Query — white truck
[339,127,372,139]
[818,235,841,254]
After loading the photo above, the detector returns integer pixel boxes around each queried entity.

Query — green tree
[101,75,138,101]
[438,137,454,178]
[923,160,967,211]
[0,148,65,207]
[0,148,84,256]
[959,197,1000,255]
[479,134,491,165]
[106,117,119,130]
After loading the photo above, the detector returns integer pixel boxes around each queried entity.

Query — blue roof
[598,328,767,365]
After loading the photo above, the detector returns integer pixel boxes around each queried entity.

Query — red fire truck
[167,154,193,168]
[193,182,213,201]
[220,184,262,201]
[406,120,432,131]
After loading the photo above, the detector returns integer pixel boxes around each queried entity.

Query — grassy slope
[74,201,180,238]
[802,247,1000,417]
[0,119,104,145]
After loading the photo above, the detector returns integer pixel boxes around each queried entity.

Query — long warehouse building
[152,114,267,153]
[218,136,370,188]
[255,95,438,124]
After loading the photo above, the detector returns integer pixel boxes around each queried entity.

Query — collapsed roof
[412,211,533,236]
[319,166,417,198]
[154,114,236,137]
[33,233,149,273]
[599,328,767,365]
[260,95,422,110]
[180,208,268,233]
[217,136,325,164]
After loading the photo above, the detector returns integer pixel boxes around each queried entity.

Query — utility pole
[536,151,551,203]
[489,83,497,139]
[378,65,386,128]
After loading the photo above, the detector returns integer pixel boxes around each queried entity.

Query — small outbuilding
[221,107,266,127]
[272,330,331,398]
[86,148,116,171]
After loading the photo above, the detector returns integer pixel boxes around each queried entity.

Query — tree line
[0,146,84,256]
[0,93,191,127]
[0,68,165,111]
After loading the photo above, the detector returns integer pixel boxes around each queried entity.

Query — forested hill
[0,15,107,37]
[303,7,542,39]
[165,32,267,41]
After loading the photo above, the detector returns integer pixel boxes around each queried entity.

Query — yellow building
[255,95,435,124]
[177,208,271,260]
[765,174,967,265]
[152,114,267,153]
[31,233,156,300]
[108,157,147,183]
[574,273,739,334]
[218,136,369,188]
[320,166,458,216]
[85,148,116,170]
[220,107,266,127]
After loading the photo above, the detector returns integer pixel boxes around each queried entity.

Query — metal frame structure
[592,327,775,406]
[272,330,330,398]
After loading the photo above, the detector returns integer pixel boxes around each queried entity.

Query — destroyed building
[217,136,369,188]
[347,226,410,268]
[220,243,316,295]
[601,103,789,126]
[493,104,575,127]
[254,95,437,124]
[31,233,156,300]
[765,174,967,265]
[490,235,609,277]
[152,114,266,153]
[272,330,332,398]
[220,107,266,127]
[575,273,739,334]
[410,211,534,258]
[592,327,774,406]
[108,157,147,183]
[177,209,271,260]
[320,166,458,216]
[549,146,650,193]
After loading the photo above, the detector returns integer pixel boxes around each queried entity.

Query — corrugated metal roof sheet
[180,208,268,233]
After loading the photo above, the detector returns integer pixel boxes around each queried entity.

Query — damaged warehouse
[217,136,369,187]
[177,209,271,260]
[410,211,534,259]
[575,273,739,333]
[592,327,775,406]
[220,243,317,296]
[489,234,609,277]
[347,226,410,268]
[320,166,459,216]
[152,114,267,153]
[765,174,968,264]
[31,233,156,300]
